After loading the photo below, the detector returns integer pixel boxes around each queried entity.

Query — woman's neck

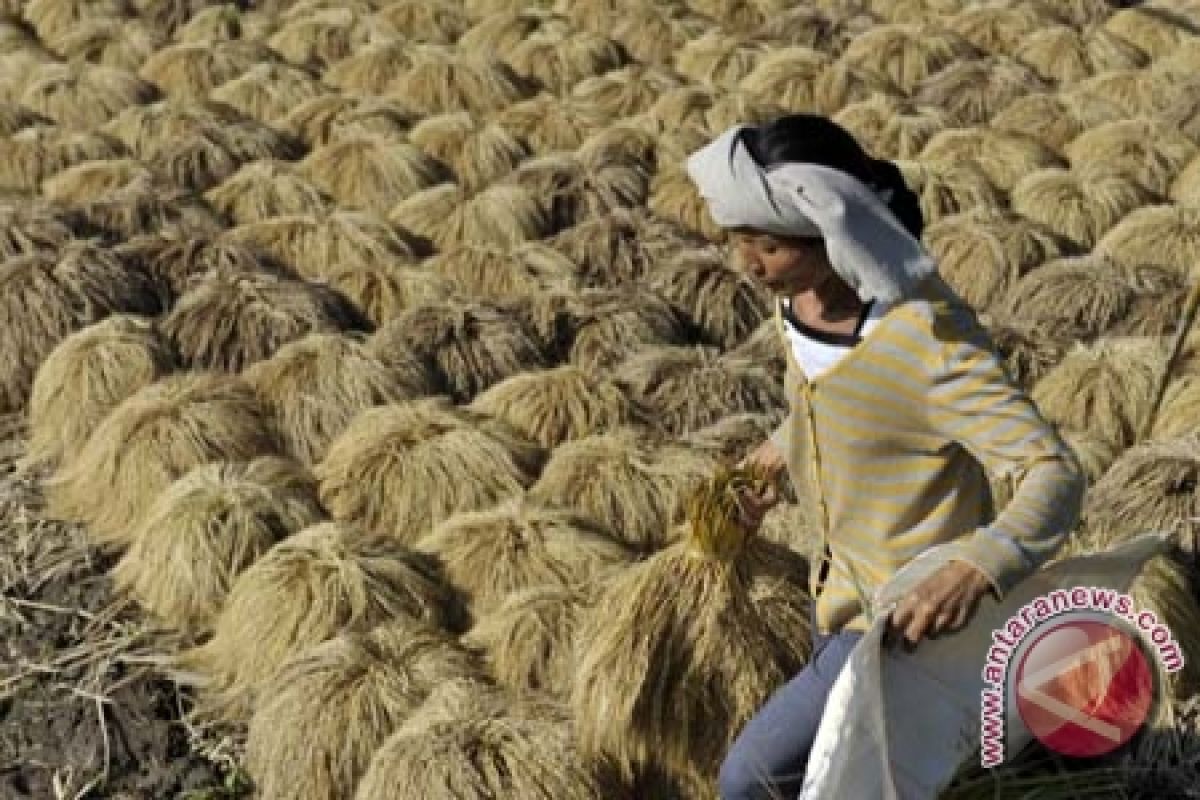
[790,275,864,331]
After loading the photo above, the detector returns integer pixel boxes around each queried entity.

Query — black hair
[739,113,924,239]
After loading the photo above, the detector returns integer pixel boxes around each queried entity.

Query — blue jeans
[717,626,863,800]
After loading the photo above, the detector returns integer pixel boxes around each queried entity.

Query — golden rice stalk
[244,333,433,466]
[649,248,769,349]
[46,373,279,541]
[23,0,131,41]
[491,288,588,360]
[247,619,485,800]
[818,61,907,118]
[469,365,640,450]
[27,315,176,470]
[40,158,155,204]
[389,182,551,251]
[298,136,446,214]
[1061,69,1172,125]
[568,64,683,119]
[729,317,788,375]
[1152,34,1200,79]
[138,41,276,100]
[1171,152,1200,205]
[1015,24,1148,85]
[266,7,377,69]
[571,466,811,783]
[370,299,547,402]
[923,208,1064,312]
[569,287,691,372]
[0,102,49,136]
[284,95,416,148]
[840,23,977,95]
[1032,337,1162,451]
[1065,118,1198,197]
[1104,6,1194,58]
[943,2,1048,56]
[507,30,629,95]
[1011,167,1152,250]
[649,163,724,242]
[102,97,240,155]
[408,112,529,193]
[1152,376,1200,441]
[682,411,783,466]
[205,160,332,225]
[323,261,452,328]
[998,255,1136,340]
[146,121,303,193]
[457,9,569,59]
[177,4,271,41]
[644,86,781,144]
[919,128,1063,193]
[324,40,416,93]
[115,233,286,303]
[0,50,52,105]
[357,685,623,800]
[48,17,163,71]
[606,4,708,66]
[980,312,1070,390]
[1110,264,1188,339]
[492,92,609,155]
[894,159,1004,225]
[756,6,841,52]
[225,210,424,281]
[415,498,632,614]
[427,243,578,301]
[1126,557,1200,698]
[0,203,74,260]
[674,30,769,90]
[1096,205,1200,284]
[689,0,771,32]
[372,0,470,45]
[1058,426,1119,486]
[75,181,225,240]
[868,0,964,24]
[163,268,367,373]
[833,94,951,160]
[738,46,831,113]
[463,583,594,698]
[505,153,649,233]
[211,62,328,125]
[113,457,324,632]
[529,428,718,552]
[181,521,463,722]
[315,398,543,542]
[913,57,1045,126]
[991,92,1088,153]
[547,207,702,289]
[387,46,534,116]
[0,126,128,192]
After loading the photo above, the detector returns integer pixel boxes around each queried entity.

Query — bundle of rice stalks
[0,103,50,137]
[507,30,628,95]
[839,23,977,95]
[688,0,774,32]
[357,682,623,800]
[615,346,783,438]
[427,243,578,300]
[681,411,783,465]
[211,62,328,125]
[867,0,964,23]
[0,203,74,260]
[1151,375,1200,441]
[1171,152,1200,205]
[75,180,225,241]
[46,372,279,540]
[244,333,433,466]
[1096,205,1200,283]
[1110,265,1188,339]
[571,464,812,784]
[0,126,128,192]
[919,128,1063,193]
[115,233,286,304]
[811,60,901,115]
[923,208,1064,311]
[504,153,649,234]
[283,94,417,148]
[371,299,547,402]
[26,314,176,470]
[246,620,485,800]
[40,158,157,204]
[323,261,452,328]
[138,41,277,100]
[408,112,528,192]
[568,64,683,119]
[568,288,691,372]
[267,7,379,69]
[646,249,769,349]
[324,40,416,94]
[297,137,446,214]
[547,207,702,290]
[998,255,1135,340]
[102,97,239,154]
[182,521,462,721]
[1058,426,1119,486]
[980,312,1071,389]
[642,86,781,145]
[1031,337,1162,451]
[389,182,551,251]
[372,0,470,45]
[1105,5,1195,58]
[913,57,1045,126]
[388,46,534,116]
[1065,118,1198,197]
[755,6,839,51]
[737,46,831,114]
[673,31,768,90]
[1015,24,1148,86]
[943,1,1049,56]
[113,456,324,631]
[457,9,569,59]
[163,268,368,373]
[1061,69,1174,126]
[649,163,724,242]
[729,316,787,374]
[48,17,163,71]
[464,583,593,697]
[415,498,632,615]
[469,365,640,450]
[315,398,543,542]
[175,6,274,45]
[23,0,132,42]
[894,159,1004,225]
[991,92,1088,153]
[147,122,303,194]
[0,244,160,414]
[492,92,609,155]
[529,428,718,552]
[226,210,425,281]
[1011,167,1151,250]
[205,160,331,225]
[833,94,951,160]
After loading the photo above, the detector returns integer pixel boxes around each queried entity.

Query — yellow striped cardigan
[769,275,1085,634]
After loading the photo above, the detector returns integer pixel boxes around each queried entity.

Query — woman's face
[729,229,833,295]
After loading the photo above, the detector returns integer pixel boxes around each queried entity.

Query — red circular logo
[1015,619,1156,758]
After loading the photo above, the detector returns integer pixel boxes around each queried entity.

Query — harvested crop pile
[572,465,811,787]
[739,46,831,113]
[547,208,703,289]
[244,333,434,466]
[1152,376,1200,441]
[1011,166,1151,251]
[506,30,629,94]
[1059,427,1119,486]
[649,162,724,241]
[0,202,75,260]
[998,255,1136,340]
[41,157,156,203]
[26,314,176,470]
[142,118,303,193]
[388,46,534,115]
[266,7,377,69]
[0,126,128,192]
[675,30,769,89]
[46,372,279,544]
[1014,24,1147,85]
[298,137,448,214]
[568,287,692,372]
[115,233,286,303]
[72,179,225,240]
[914,57,1045,126]
[20,62,159,130]
[683,411,783,466]
[426,243,578,300]
[982,312,1072,390]
[493,92,610,155]
[162,268,369,373]
[408,112,530,192]
[48,17,164,71]
[373,0,471,45]
[246,620,485,800]
[322,261,452,328]
[315,397,543,543]
[138,40,278,99]
[833,94,951,160]
[390,182,551,251]
[839,23,976,95]
[112,456,325,633]
[568,64,682,118]
[1064,118,1197,197]
[919,127,1063,193]
[504,152,650,234]
[206,160,333,225]
[894,159,1003,224]
[182,521,463,722]
[1096,205,1200,284]
[647,249,769,349]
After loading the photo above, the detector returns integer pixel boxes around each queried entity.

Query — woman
[685,115,1085,800]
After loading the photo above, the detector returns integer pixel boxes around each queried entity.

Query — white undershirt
[782,297,891,381]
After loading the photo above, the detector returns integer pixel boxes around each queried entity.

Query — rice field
[1,0,1199,797]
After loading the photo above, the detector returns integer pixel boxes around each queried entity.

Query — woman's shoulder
[875,275,991,355]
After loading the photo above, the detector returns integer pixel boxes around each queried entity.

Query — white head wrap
[685,124,936,303]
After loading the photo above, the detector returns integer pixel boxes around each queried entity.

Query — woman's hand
[887,560,993,649]
[733,439,787,533]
